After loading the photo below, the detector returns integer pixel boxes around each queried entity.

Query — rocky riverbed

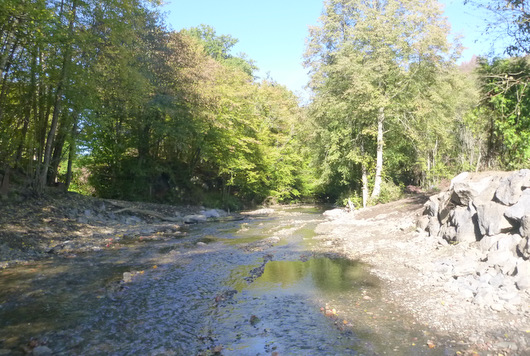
[2,174,530,355]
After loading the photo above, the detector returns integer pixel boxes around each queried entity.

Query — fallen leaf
[427,340,435,349]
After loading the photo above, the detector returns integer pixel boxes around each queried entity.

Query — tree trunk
[362,161,368,208]
[65,119,78,191]
[37,0,77,192]
[371,107,384,199]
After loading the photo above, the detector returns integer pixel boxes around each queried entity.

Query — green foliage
[0,0,310,207]
[304,0,467,204]
[476,56,530,168]
[375,180,405,205]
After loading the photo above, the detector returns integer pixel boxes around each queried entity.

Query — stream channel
[0,206,455,355]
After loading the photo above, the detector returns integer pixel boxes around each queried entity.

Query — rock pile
[420,169,530,311]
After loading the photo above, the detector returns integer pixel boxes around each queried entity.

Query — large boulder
[452,175,504,206]
[504,189,530,222]
[475,201,513,236]
[518,236,530,259]
[495,169,530,206]
[450,205,479,243]
[520,214,530,238]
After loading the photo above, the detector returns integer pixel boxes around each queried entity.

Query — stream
[0,207,455,355]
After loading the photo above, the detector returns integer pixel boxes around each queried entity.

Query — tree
[305,0,459,206]
[475,56,530,168]
[465,0,530,56]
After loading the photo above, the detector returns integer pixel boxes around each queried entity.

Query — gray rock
[322,208,347,218]
[518,236,530,259]
[479,234,501,252]
[487,249,517,275]
[495,169,530,206]
[423,195,440,217]
[201,209,226,219]
[32,346,53,356]
[426,216,440,236]
[416,215,429,231]
[496,233,521,254]
[473,285,496,307]
[243,208,275,216]
[450,172,470,189]
[125,216,143,225]
[438,192,455,225]
[184,214,208,223]
[520,214,530,238]
[475,201,513,236]
[123,272,133,283]
[452,176,501,206]
[504,189,530,222]
[450,205,479,243]
[440,224,457,242]
[516,260,530,290]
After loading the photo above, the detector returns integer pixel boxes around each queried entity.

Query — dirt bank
[0,190,227,268]
[314,195,530,355]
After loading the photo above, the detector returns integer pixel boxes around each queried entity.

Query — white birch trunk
[371,107,384,199]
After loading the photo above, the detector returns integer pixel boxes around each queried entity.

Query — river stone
[450,205,479,243]
[495,169,530,206]
[123,272,133,283]
[323,208,348,218]
[473,285,496,307]
[487,249,518,275]
[450,172,470,189]
[438,191,455,225]
[183,214,207,223]
[416,215,429,232]
[516,260,530,290]
[504,189,530,222]
[479,234,501,252]
[423,195,439,217]
[201,209,226,219]
[426,216,440,237]
[32,346,53,356]
[520,214,530,238]
[518,236,530,259]
[440,224,457,242]
[475,201,513,236]
[451,176,501,206]
[496,233,521,255]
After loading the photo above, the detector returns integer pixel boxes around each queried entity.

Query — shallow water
[0,207,455,355]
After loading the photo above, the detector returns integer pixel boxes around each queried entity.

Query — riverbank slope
[315,194,530,355]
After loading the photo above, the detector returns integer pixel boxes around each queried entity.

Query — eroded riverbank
[315,196,530,355]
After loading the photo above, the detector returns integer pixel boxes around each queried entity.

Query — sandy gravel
[314,195,530,355]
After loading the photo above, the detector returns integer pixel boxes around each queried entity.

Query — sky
[161,0,498,100]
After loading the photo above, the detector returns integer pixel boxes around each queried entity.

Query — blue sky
[161,0,496,99]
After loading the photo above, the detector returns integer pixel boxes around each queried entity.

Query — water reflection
[250,257,377,293]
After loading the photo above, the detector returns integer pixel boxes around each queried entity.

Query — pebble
[32,346,53,356]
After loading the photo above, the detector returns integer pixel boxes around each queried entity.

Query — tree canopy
[0,0,529,208]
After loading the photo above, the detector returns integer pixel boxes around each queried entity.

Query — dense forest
[0,0,529,209]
